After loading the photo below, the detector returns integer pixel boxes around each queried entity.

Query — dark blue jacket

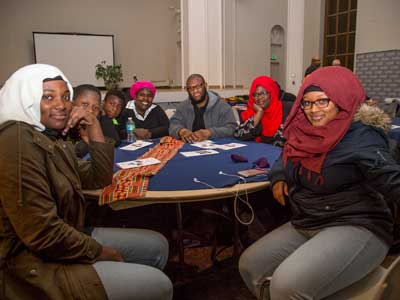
[271,121,400,245]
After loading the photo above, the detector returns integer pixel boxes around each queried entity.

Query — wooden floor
[167,248,256,300]
[85,200,400,300]
[168,249,400,300]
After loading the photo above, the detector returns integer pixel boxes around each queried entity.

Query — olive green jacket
[0,121,114,300]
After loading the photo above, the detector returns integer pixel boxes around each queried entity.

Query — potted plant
[95,61,123,90]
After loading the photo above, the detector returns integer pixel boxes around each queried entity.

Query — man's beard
[190,91,207,104]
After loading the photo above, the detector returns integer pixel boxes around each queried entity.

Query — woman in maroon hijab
[239,67,400,300]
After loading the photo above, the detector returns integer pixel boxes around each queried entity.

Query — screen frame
[33,31,115,87]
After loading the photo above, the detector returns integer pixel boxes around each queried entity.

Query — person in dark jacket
[239,66,400,300]
[275,80,296,102]
[304,55,321,77]
[0,64,172,300]
[69,84,122,158]
[121,80,169,139]
[234,76,291,147]
[101,89,126,143]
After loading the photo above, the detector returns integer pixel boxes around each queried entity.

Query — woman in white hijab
[0,64,172,300]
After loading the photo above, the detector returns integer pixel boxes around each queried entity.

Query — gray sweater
[169,90,237,139]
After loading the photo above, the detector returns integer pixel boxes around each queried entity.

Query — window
[323,0,357,70]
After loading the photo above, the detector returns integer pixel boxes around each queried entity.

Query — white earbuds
[192,174,254,225]
[192,177,216,189]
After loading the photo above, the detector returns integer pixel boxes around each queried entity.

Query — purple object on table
[231,154,248,163]
[253,157,270,168]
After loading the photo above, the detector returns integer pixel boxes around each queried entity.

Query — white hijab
[0,64,73,131]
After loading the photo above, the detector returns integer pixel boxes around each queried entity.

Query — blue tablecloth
[114,138,281,191]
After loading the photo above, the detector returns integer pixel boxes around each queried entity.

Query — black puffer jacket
[271,105,400,245]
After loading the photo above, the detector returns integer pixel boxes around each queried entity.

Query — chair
[374,255,400,299]
[258,255,400,300]
[281,100,294,120]
[323,255,400,300]
[232,106,241,125]
[378,99,400,119]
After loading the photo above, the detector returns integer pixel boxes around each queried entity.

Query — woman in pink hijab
[122,80,169,139]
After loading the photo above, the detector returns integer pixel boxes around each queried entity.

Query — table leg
[233,211,241,257]
[175,202,185,266]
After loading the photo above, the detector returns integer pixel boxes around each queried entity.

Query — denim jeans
[239,222,389,300]
[92,227,173,300]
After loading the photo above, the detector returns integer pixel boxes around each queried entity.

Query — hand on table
[135,128,152,140]
[179,128,195,143]
[192,129,212,142]
[179,128,212,143]
[272,180,288,206]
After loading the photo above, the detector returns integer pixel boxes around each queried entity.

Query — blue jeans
[239,222,389,300]
[92,227,173,300]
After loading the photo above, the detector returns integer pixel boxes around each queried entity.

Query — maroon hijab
[282,66,366,174]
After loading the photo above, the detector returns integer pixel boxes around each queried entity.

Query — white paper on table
[190,140,219,149]
[391,124,400,130]
[215,143,247,150]
[120,141,153,151]
[180,149,219,157]
[116,157,161,169]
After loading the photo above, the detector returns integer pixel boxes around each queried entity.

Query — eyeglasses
[300,98,330,110]
[187,82,204,92]
[252,91,269,98]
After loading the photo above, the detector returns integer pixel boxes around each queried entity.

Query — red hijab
[282,66,366,174]
[241,76,282,140]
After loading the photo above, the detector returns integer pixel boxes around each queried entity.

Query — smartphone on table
[237,168,269,178]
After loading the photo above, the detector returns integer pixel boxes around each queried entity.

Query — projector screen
[33,32,114,87]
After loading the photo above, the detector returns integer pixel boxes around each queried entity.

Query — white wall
[303,0,324,71]
[181,0,189,87]
[206,1,223,86]
[355,0,400,54]
[222,0,236,87]
[10,0,395,93]
[0,0,181,87]
[183,0,223,87]
[235,0,287,88]
[286,0,304,95]
[187,1,208,78]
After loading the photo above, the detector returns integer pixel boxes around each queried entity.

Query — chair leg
[259,277,272,300]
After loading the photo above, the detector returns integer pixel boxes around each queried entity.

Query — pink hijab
[129,80,156,99]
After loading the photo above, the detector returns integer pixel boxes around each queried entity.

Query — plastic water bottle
[126,117,136,143]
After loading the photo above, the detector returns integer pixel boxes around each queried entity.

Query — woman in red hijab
[234,76,289,146]
[239,67,400,300]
